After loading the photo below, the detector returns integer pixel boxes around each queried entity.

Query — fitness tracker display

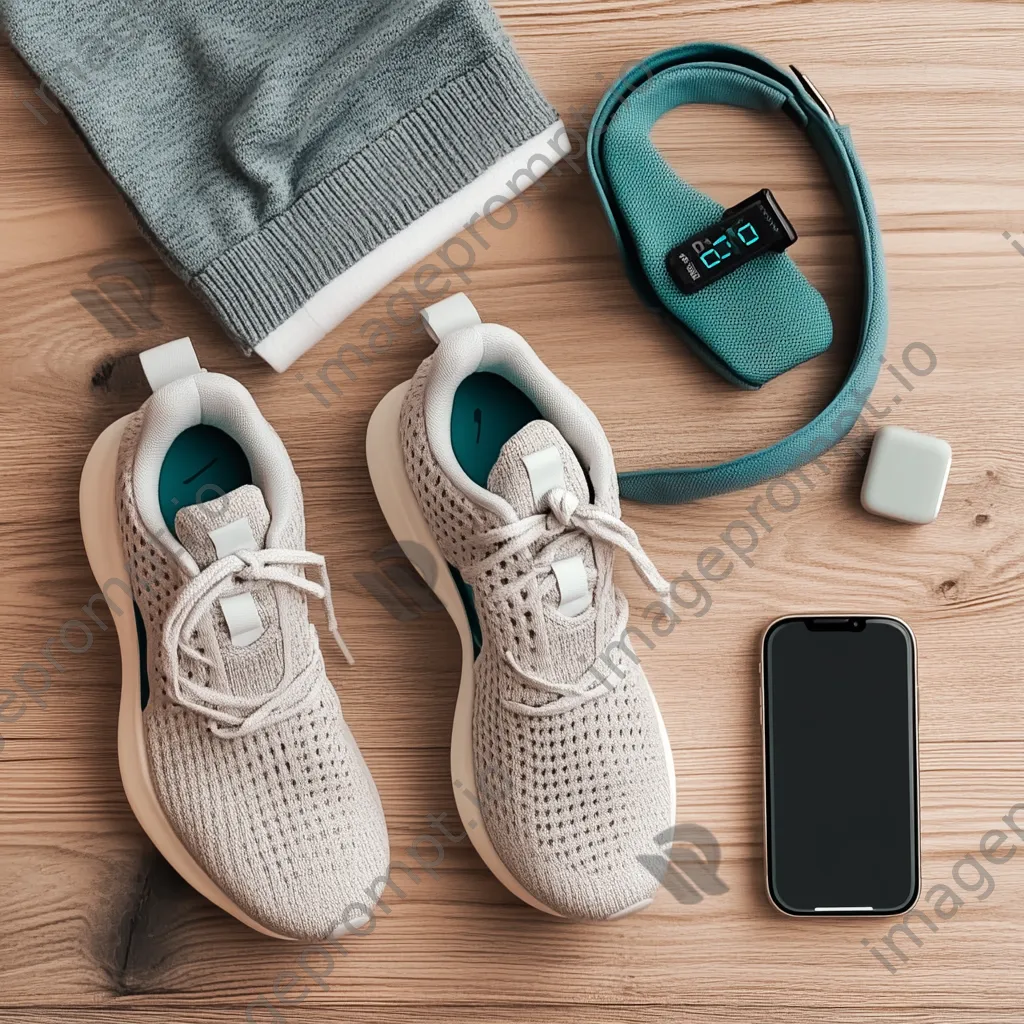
[666,189,798,295]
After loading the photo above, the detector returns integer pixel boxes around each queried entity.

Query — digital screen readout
[666,189,798,295]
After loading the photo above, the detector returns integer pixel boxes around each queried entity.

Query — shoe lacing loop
[467,487,671,717]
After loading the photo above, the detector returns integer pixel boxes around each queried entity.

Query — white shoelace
[467,487,671,717]
[161,548,353,738]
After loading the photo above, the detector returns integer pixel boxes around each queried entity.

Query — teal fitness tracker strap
[588,43,887,505]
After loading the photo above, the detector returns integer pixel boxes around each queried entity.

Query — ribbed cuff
[192,48,557,355]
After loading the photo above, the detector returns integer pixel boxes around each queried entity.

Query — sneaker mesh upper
[400,356,673,919]
[116,404,388,940]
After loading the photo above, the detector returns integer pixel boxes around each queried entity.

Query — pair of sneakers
[80,296,676,940]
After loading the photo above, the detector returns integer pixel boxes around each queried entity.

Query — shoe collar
[132,371,300,574]
[423,322,617,524]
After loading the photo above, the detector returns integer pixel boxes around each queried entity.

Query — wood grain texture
[2,1,1024,1022]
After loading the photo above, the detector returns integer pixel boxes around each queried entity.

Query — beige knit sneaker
[80,341,388,940]
[366,297,676,919]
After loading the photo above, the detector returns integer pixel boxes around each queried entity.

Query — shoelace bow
[162,548,353,738]
[468,487,671,717]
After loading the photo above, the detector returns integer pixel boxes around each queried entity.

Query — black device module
[666,189,798,295]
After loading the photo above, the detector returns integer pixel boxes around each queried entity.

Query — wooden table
[1,2,1022,1021]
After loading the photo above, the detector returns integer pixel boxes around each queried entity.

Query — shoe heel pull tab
[421,293,481,345]
[139,336,203,392]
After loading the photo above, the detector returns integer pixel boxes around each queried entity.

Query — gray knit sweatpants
[1,0,562,367]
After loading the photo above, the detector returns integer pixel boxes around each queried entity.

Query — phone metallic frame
[758,614,921,918]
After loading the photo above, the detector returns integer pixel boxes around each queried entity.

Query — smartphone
[760,615,920,916]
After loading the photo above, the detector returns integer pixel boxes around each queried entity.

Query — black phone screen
[762,617,919,915]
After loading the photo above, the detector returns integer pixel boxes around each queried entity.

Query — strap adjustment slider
[790,65,837,122]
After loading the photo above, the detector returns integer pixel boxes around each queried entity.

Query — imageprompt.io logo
[638,824,730,904]
[73,259,163,338]
[355,541,443,622]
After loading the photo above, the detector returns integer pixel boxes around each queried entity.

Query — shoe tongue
[486,420,590,518]
[174,484,271,569]
[173,484,288,701]
[486,421,606,698]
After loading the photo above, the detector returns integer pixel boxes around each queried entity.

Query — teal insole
[449,373,543,656]
[157,425,253,535]
[451,372,542,488]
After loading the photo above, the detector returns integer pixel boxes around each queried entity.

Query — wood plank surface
[2,2,1023,1022]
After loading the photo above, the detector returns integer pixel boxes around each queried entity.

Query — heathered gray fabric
[116,400,388,940]
[399,356,674,919]
[1,0,557,353]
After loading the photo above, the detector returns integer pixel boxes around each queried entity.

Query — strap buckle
[790,65,837,121]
